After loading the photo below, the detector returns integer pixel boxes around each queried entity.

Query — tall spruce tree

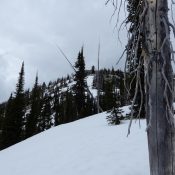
[13,62,26,142]
[74,47,86,118]
[25,74,41,138]
[1,62,25,148]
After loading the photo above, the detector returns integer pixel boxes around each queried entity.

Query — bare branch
[55,43,77,72]
[127,60,141,136]
[116,48,126,65]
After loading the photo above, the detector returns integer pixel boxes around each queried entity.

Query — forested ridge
[0,49,143,150]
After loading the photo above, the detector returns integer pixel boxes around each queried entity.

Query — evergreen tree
[1,94,15,149]
[36,83,45,133]
[0,103,5,148]
[91,65,95,74]
[57,94,65,125]
[0,103,5,131]
[1,63,26,146]
[39,93,52,131]
[106,105,123,125]
[53,86,60,126]
[84,94,96,117]
[9,62,26,143]
[63,90,76,123]
[25,74,41,138]
[100,78,116,111]
[74,47,86,118]
[119,76,126,106]
[24,89,30,107]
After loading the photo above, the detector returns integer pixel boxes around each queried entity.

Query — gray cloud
[0,0,128,102]
[0,0,174,102]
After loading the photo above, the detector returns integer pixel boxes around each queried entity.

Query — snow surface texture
[0,113,149,175]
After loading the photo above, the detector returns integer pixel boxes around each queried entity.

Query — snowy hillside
[0,112,149,175]
[86,75,97,97]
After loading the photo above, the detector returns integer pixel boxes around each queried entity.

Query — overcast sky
[0,0,174,102]
[0,0,128,102]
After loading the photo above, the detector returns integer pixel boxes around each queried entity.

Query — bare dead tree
[97,41,101,113]
[107,0,175,174]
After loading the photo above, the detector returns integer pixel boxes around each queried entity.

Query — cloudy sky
[0,0,174,102]
[0,0,129,102]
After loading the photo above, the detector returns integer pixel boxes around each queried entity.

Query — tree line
[0,48,144,150]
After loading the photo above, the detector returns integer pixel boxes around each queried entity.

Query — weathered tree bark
[145,0,175,174]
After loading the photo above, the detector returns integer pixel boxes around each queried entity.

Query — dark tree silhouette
[74,47,86,118]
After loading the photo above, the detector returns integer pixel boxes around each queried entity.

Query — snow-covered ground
[0,112,149,175]
[86,75,98,98]
[120,105,131,116]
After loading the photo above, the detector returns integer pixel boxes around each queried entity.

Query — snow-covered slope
[0,113,149,175]
[86,75,97,98]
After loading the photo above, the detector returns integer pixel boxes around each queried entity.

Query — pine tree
[39,93,52,131]
[53,86,60,126]
[74,47,86,118]
[119,76,126,106]
[25,74,41,138]
[10,62,26,143]
[101,78,116,111]
[84,94,96,117]
[63,89,77,123]
[91,65,95,74]
[36,83,45,133]
[0,103,5,148]
[0,103,5,130]
[1,94,15,149]
[106,105,122,125]
[57,94,65,125]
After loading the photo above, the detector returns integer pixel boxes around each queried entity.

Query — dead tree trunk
[97,42,100,113]
[145,0,175,174]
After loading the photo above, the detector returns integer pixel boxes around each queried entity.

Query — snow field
[0,112,149,175]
